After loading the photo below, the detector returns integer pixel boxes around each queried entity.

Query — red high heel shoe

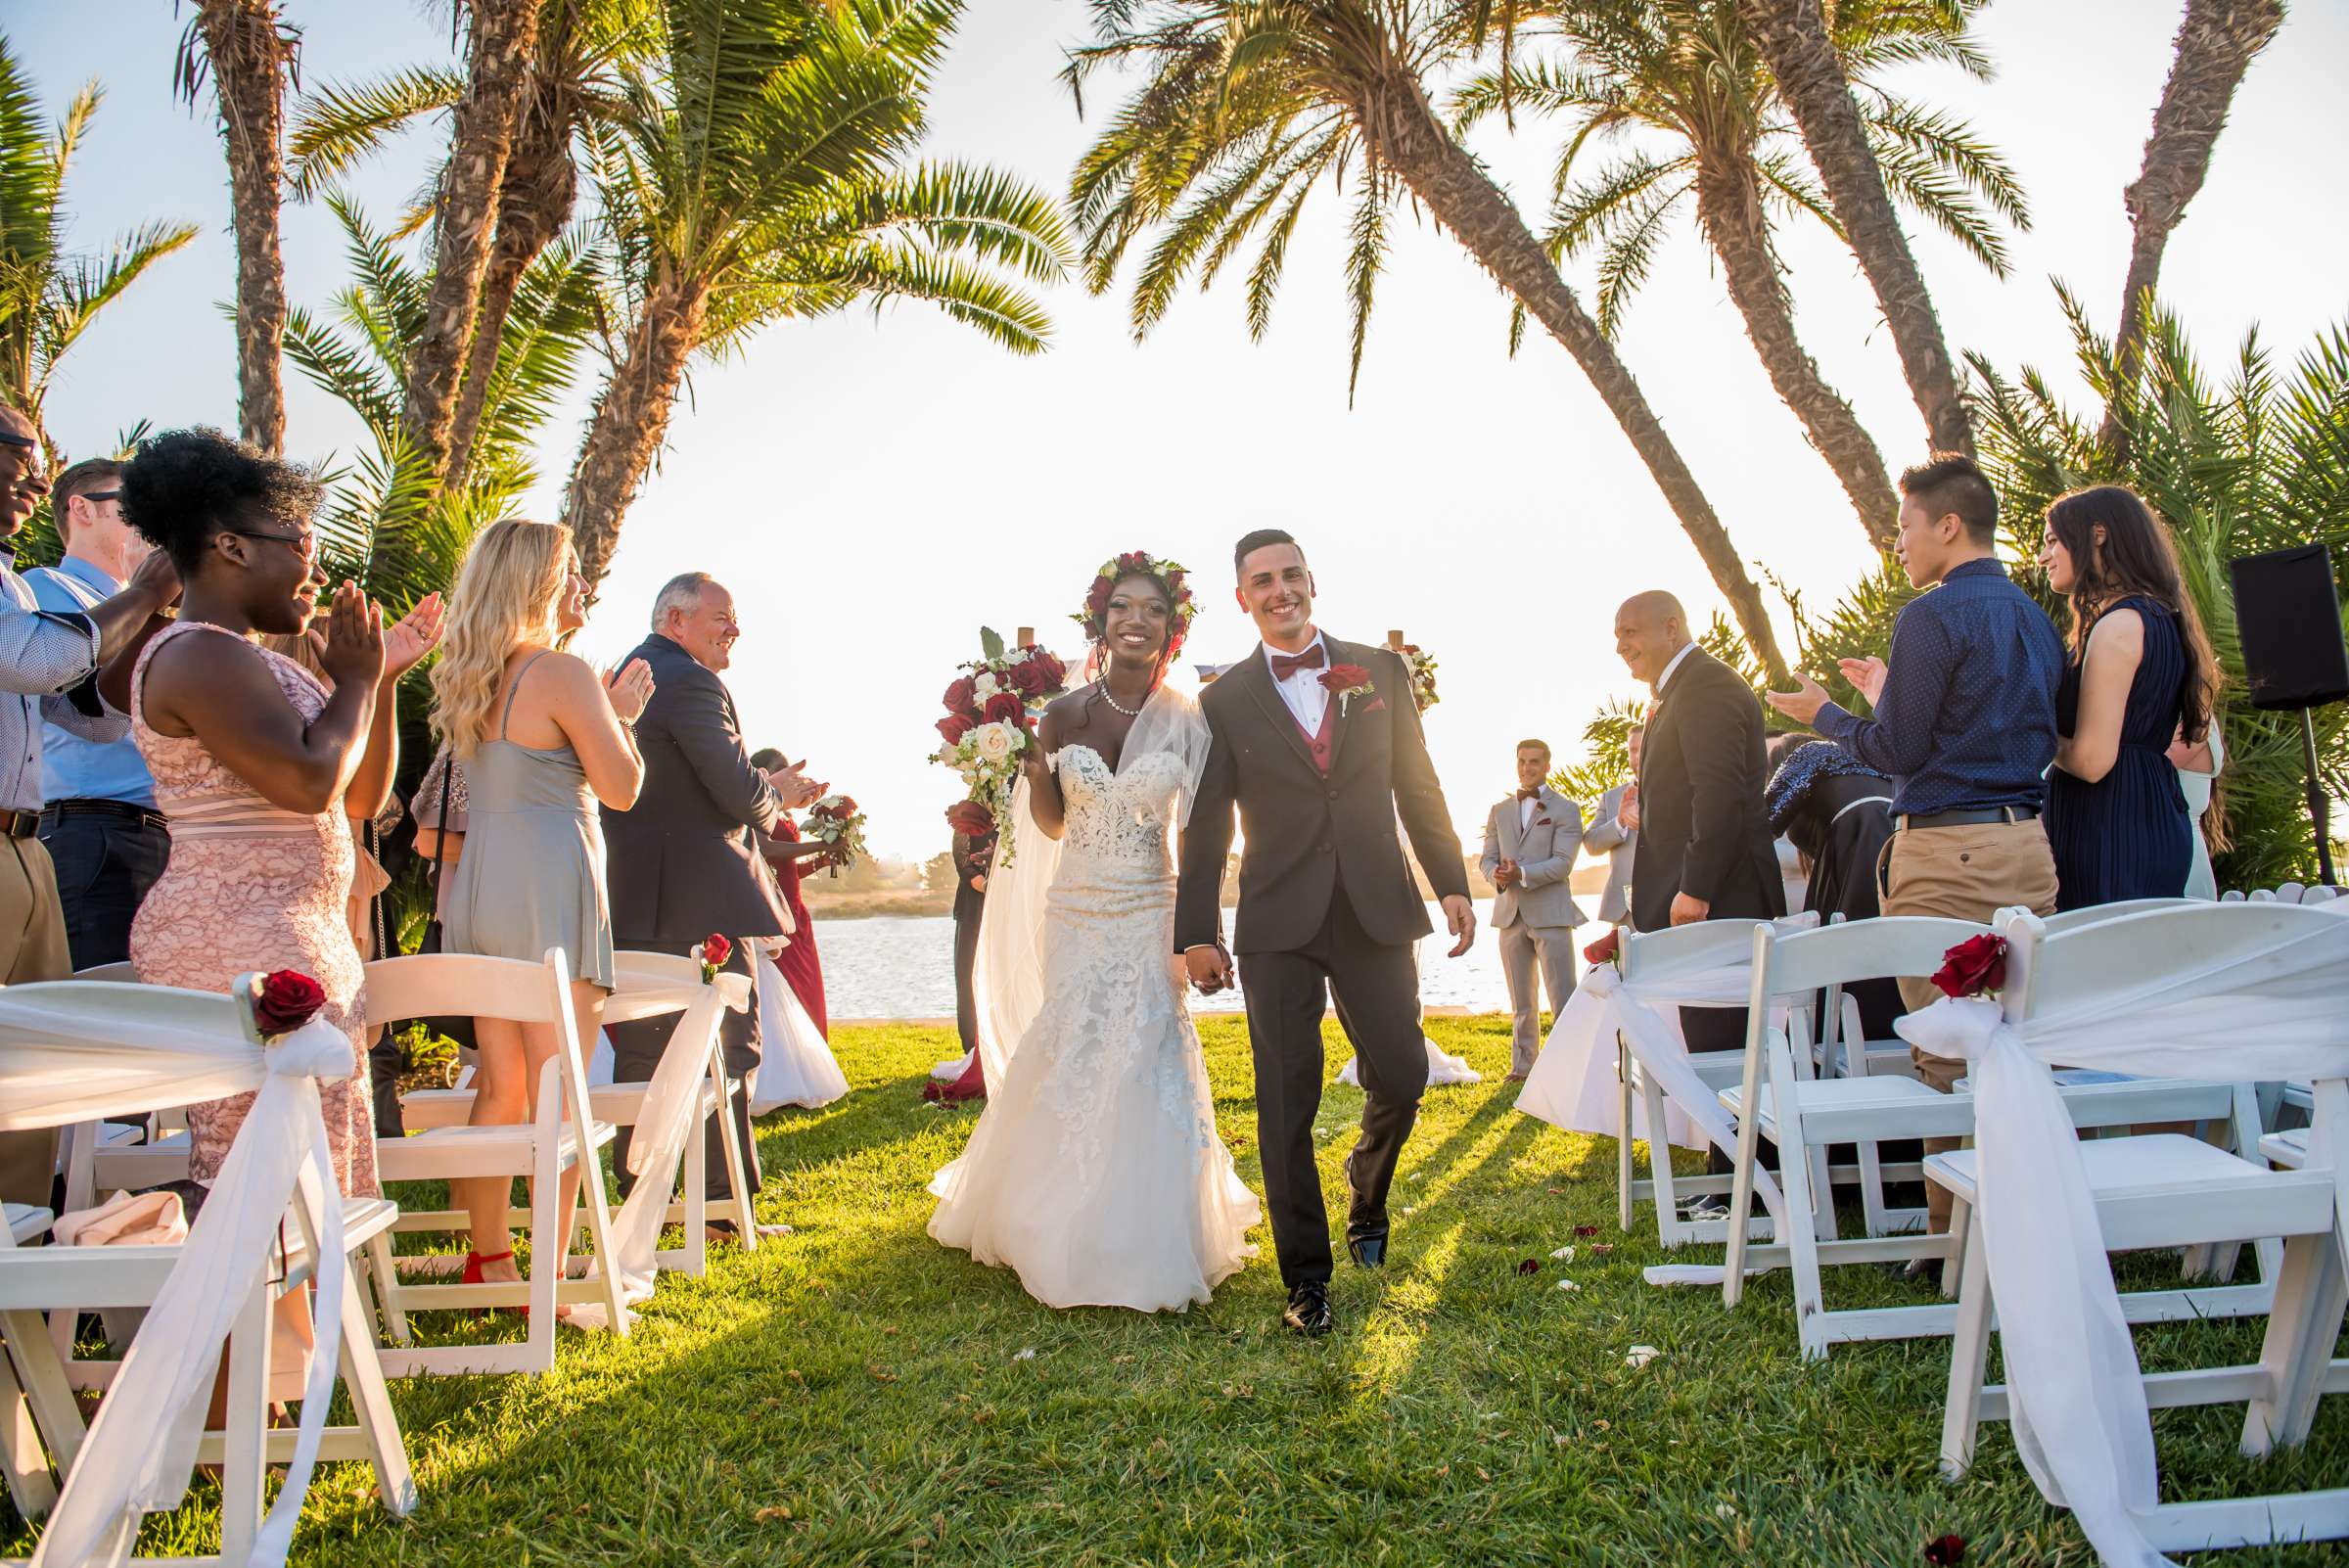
[461,1248,517,1317]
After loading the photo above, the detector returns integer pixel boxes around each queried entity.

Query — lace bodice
[1055,744,1186,868]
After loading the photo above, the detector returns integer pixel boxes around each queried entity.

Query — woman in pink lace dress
[118,430,436,1197]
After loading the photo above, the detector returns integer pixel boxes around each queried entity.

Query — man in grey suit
[1582,725,1641,928]
[1481,738,1587,1080]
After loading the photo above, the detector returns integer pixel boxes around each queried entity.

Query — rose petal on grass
[1013,1348,1036,1362]
[1626,1345,1661,1368]
[1516,1258,1541,1275]
[1574,1223,1599,1238]
[1923,1535,1965,1565]
[1550,1246,1575,1263]
[1556,1278,1580,1293]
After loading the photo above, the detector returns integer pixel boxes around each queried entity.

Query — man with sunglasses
[0,407,180,1211]
[25,458,169,971]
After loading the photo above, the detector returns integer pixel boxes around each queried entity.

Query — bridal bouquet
[804,794,867,878]
[929,629,1068,866]
[1401,642,1440,714]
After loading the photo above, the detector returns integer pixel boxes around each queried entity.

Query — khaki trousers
[1879,817,2059,1229]
[0,834,73,1208]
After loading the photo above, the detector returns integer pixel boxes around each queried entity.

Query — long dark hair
[2044,484,2220,743]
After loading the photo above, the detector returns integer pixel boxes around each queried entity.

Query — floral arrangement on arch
[1071,549,1199,665]
[1396,642,1439,714]
[930,629,1069,866]
[804,794,867,878]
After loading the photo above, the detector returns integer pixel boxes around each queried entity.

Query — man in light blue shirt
[29,458,170,969]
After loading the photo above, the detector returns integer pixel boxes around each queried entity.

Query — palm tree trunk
[1368,76,1792,684]
[2102,0,2283,455]
[1695,160,1899,553]
[404,0,546,473]
[445,99,578,489]
[1738,0,1972,460]
[191,0,296,455]
[561,266,710,595]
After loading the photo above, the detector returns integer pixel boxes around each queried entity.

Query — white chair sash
[569,976,746,1333]
[1897,910,2349,1568]
[0,980,351,1568]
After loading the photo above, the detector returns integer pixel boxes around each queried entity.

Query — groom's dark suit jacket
[1630,646,1785,935]
[1175,638,1468,955]
[601,632,790,945]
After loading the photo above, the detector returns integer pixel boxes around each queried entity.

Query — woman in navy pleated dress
[2040,485,2222,910]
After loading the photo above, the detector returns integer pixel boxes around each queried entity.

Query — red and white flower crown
[1073,550,1199,661]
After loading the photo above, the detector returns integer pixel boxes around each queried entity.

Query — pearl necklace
[1097,678,1146,716]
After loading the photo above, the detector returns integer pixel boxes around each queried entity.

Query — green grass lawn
[11,1015,2345,1565]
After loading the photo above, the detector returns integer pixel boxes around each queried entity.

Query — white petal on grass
[1626,1345,1661,1368]
[1013,1348,1036,1362]
[1550,1246,1575,1263]
[1555,1278,1580,1292]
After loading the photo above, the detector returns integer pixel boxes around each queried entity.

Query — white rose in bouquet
[973,719,1020,766]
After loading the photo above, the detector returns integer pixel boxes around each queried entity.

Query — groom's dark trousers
[1177,638,1468,1289]
[1237,889,1427,1286]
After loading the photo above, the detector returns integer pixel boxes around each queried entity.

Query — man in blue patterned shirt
[1770,453,2064,1242]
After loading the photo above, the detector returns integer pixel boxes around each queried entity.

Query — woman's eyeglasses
[226,528,319,563]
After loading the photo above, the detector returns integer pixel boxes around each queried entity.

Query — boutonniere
[1319,663,1376,716]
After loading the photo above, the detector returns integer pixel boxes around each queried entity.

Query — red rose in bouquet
[1929,934,2007,999]
[945,800,995,837]
[1008,654,1056,699]
[982,691,1028,726]
[943,675,978,715]
[253,969,326,1038]
[819,795,857,818]
[936,714,975,746]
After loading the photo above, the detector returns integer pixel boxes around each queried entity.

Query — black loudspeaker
[2230,544,2349,711]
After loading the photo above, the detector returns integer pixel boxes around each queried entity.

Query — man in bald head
[1613,590,1784,1054]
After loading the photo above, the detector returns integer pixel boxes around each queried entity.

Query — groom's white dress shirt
[1265,632,1330,734]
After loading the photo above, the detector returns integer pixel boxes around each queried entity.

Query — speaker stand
[2299,707,2338,887]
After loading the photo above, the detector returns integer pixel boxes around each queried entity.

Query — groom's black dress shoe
[1347,1231,1388,1268]
[1282,1281,1335,1337]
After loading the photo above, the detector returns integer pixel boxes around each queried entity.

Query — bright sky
[16,1,2348,858]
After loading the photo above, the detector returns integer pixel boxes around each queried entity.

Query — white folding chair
[364,949,627,1375]
[1723,917,2264,1360]
[0,978,415,1560]
[1608,920,1792,1248]
[397,951,756,1277]
[1933,905,2349,1555]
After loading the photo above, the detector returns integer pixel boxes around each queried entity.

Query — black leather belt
[1895,805,2042,832]
[39,799,169,834]
[0,807,39,839]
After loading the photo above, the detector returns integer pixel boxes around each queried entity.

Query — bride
[928,551,1260,1312]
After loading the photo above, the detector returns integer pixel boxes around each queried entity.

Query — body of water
[814,899,1534,1021]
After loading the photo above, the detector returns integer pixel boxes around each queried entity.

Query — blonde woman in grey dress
[430,520,655,1298]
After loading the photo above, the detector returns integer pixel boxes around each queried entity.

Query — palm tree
[401,0,550,475]
[289,1,654,489]
[0,45,197,436]
[2102,0,2283,457]
[557,0,1072,592]
[1067,0,1791,681]
[1454,0,2026,552]
[175,0,301,454]
[1737,0,1972,458]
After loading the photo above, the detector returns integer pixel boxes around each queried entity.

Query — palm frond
[287,65,465,202]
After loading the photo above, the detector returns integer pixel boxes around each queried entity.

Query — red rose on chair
[253,970,326,1038]
[1928,934,2007,999]
[696,933,732,985]
[1583,929,1620,966]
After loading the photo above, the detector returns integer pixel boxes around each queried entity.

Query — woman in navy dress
[2040,485,2221,910]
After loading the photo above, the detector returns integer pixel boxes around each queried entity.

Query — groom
[1175,530,1475,1336]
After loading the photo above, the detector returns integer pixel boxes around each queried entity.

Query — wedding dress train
[928,714,1259,1314]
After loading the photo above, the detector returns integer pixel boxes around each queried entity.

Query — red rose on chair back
[695,933,732,984]
[1582,929,1620,966]
[1928,934,2006,999]
[253,969,326,1038]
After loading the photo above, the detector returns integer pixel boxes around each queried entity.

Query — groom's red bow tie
[1517,787,1543,803]
[1269,645,1326,679]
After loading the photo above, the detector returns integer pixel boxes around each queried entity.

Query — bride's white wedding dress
[928,710,1260,1314]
